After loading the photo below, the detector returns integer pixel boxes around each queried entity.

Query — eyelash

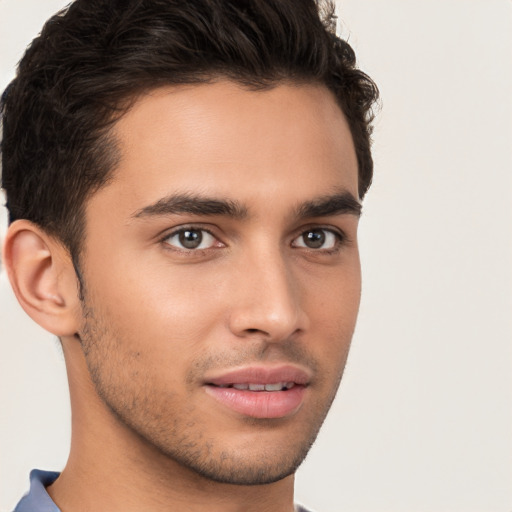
[292,227,346,254]
[160,225,347,254]
[160,226,223,254]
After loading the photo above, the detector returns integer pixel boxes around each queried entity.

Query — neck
[48,338,296,512]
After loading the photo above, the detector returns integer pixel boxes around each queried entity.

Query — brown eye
[164,228,218,250]
[302,229,325,249]
[179,229,203,249]
[292,228,340,250]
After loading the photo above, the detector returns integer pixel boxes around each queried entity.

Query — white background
[1,1,511,511]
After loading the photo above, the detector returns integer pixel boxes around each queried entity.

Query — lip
[203,364,311,419]
[204,364,311,387]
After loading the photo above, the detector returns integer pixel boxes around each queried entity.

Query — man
[1,0,378,511]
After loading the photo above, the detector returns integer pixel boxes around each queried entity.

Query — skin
[5,81,361,512]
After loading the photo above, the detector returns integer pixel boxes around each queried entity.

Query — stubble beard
[77,296,346,486]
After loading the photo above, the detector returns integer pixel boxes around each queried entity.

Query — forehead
[90,81,358,219]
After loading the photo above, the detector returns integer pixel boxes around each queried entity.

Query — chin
[171,446,310,486]
[148,420,320,486]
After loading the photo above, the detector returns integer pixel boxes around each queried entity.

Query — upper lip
[204,364,311,387]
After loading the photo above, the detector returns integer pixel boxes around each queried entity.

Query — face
[77,81,361,485]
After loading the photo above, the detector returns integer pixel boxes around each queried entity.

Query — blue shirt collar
[14,469,61,512]
[13,468,313,512]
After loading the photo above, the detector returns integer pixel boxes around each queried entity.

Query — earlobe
[3,220,81,337]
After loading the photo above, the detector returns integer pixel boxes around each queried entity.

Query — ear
[2,220,82,337]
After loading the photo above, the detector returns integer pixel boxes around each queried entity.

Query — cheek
[86,258,228,361]
[303,262,361,358]
[305,257,361,320]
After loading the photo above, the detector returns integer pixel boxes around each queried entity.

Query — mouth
[210,382,296,391]
[203,365,310,419]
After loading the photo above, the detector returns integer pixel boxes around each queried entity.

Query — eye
[163,228,220,250]
[292,228,341,250]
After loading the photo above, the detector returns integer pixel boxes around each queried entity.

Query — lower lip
[204,385,306,419]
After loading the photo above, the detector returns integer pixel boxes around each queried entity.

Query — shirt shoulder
[14,471,313,512]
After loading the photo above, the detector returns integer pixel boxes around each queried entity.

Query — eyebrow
[295,191,362,219]
[132,193,249,219]
[132,190,361,221]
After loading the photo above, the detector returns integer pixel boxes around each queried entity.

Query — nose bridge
[228,241,306,340]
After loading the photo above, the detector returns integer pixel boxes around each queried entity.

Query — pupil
[179,229,202,249]
[304,230,325,248]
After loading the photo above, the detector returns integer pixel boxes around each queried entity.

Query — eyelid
[292,223,346,239]
[157,223,348,255]
[160,224,225,252]
[291,225,347,251]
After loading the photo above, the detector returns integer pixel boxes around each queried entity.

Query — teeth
[264,383,284,391]
[226,382,296,391]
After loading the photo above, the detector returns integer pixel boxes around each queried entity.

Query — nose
[227,247,309,342]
